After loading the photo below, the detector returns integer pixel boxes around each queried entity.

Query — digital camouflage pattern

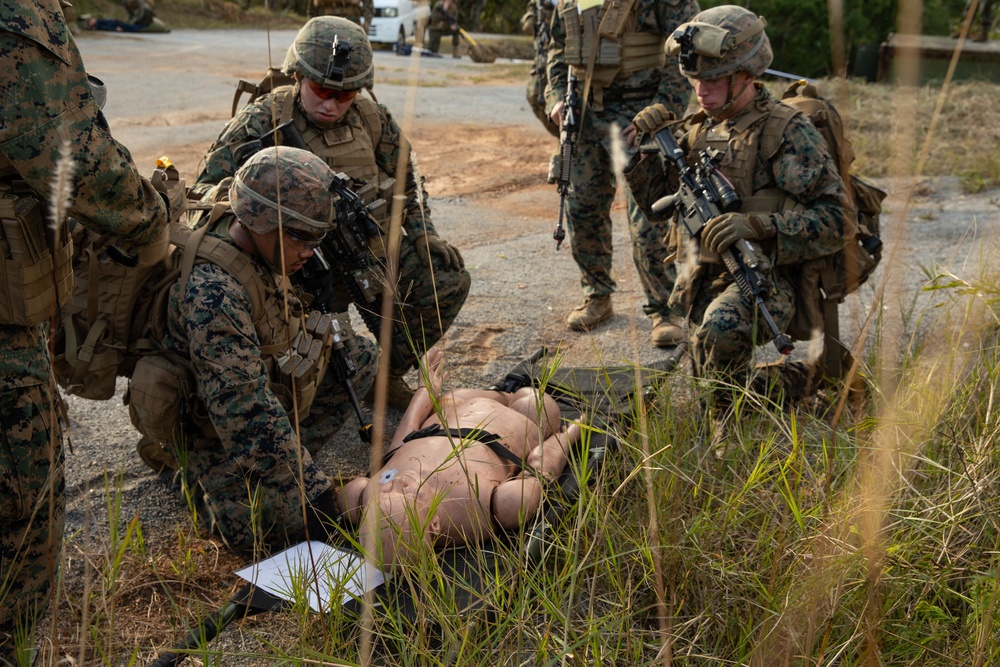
[627,84,848,377]
[193,84,470,374]
[521,0,558,137]
[0,0,168,656]
[427,0,459,54]
[311,0,374,31]
[545,0,699,316]
[230,146,336,234]
[163,215,378,552]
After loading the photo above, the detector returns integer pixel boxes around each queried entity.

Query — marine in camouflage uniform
[624,6,849,451]
[164,148,378,553]
[311,0,373,29]
[0,0,168,657]
[427,0,460,55]
[545,0,698,345]
[193,17,469,409]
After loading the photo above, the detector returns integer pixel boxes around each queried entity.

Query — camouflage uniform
[311,0,374,28]
[193,19,469,382]
[0,0,167,657]
[165,149,378,552]
[625,12,849,381]
[427,0,459,54]
[123,0,154,27]
[545,0,698,318]
[520,0,558,137]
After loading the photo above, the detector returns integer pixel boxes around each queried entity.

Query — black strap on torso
[392,423,539,477]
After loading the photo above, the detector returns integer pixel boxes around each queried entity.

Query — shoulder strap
[760,102,799,161]
[354,93,384,153]
[169,206,269,324]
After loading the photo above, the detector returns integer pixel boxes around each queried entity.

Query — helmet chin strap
[234,220,285,273]
[707,73,754,119]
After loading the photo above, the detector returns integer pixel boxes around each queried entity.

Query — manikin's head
[666,5,772,119]
[283,16,374,128]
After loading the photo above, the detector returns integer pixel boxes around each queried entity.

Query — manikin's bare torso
[372,389,545,545]
[339,350,574,571]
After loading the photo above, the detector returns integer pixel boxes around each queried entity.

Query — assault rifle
[647,127,794,355]
[234,122,412,440]
[552,66,580,250]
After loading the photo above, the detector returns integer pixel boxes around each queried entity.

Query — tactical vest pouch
[128,351,194,445]
[598,0,638,40]
[0,193,73,327]
[272,309,341,420]
[560,2,584,61]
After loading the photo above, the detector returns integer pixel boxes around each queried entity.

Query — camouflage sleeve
[648,0,698,117]
[0,4,167,256]
[373,104,438,238]
[362,0,374,31]
[178,263,330,497]
[192,101,276,199]
[543,0,569,115]
[769,116,851,265]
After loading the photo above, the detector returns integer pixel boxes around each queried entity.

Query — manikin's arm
[388,349,446,450]
[491,423,579,529]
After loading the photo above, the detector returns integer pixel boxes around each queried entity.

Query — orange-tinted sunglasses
[304,78,358,103]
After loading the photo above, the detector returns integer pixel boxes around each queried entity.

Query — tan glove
[632,104,676,137]
[150,156,186,224]
[412,233,465,272]
[702,213,774,253]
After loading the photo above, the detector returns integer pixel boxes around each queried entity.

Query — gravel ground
[46,27,1000,664]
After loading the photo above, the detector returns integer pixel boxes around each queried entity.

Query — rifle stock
[649,127,793,355]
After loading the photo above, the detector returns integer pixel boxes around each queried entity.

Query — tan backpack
[231,67,296,117]
[51,201,258,402]
[763,81,886,377]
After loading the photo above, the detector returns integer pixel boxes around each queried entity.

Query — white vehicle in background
[368,0,430,46]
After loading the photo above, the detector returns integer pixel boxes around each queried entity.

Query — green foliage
[699,0,965,79]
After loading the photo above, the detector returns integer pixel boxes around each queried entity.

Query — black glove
[412,233,465,271]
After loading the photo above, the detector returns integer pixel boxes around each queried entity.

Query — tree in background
[697,0,965,79]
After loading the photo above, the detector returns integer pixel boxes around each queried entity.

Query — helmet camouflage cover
[230,146,337,234]
[666,5,773,79]
[283,16,374,91]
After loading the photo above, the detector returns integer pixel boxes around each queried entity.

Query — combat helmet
[283,16,374,91]
[230,146,337,235]
[666,5,772,80]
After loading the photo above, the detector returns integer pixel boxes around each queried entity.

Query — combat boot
[650,312,684,348]
[386,374,415,411]
[137,437,179,474]
[366,373,416,411]
[567,295,613,331]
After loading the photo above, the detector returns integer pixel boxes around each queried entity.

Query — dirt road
[55,27,1000,660]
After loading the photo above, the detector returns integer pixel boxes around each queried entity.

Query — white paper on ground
[235,541,386,613]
